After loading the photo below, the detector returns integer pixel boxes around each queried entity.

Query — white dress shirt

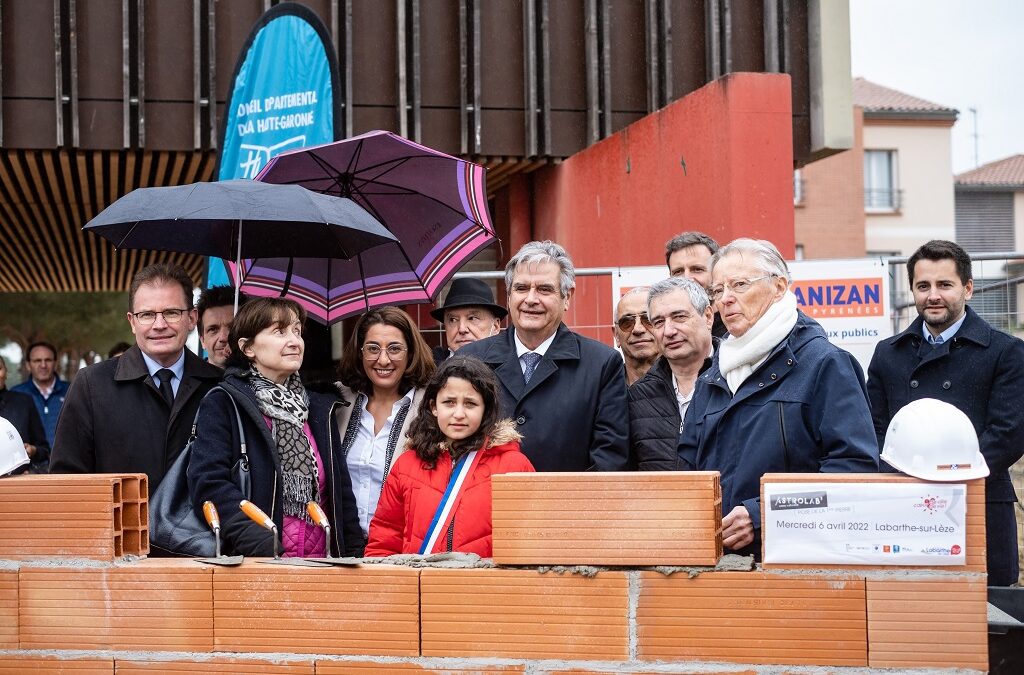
[513,330,557,374]
[347,389,416,535]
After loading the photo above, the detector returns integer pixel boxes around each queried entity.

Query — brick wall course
[866,576,987,669]
[0,569,16,649]
[0,655,114,673]
[492,472,721,565]
[420,568,629,660]
[212,562,419,656]
[18,560,212,651]
[316,663,524,674]
[636,571,868,666]
[115,657,314,674]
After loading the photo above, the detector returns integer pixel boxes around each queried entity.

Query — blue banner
[208,4,338,287]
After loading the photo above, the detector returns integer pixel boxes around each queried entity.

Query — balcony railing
[864,187,903,211]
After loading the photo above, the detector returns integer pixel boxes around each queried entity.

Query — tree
[0,292,132,380]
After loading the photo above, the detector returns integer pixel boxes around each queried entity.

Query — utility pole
[969,107,979,167]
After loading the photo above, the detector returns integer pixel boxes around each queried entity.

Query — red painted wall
[530,72,795,266]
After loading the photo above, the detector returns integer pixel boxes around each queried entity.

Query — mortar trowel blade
[316,556,362,566]
[196,555,244,566]
[257,557,334,567]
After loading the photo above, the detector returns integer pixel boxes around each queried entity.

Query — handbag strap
[191,386,248,467]
[418,450,480,555]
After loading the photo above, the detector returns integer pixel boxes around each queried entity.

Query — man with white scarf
[677,238,878,558]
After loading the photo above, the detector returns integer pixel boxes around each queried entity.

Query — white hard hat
[881,398,988,481]
[0,416,30,476]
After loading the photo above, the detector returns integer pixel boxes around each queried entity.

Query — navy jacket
[0,388,49,471]
[186,371,362,558]
[678,312,879,556]
[12,376,69,447]
[866,305,1024,584]
[459,324,629,472]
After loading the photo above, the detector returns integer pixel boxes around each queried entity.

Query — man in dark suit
[430,277,506,365]
[459,241,629,471]
[867,240,1024,586]
[50,264,222,491]
[0,355,48,471]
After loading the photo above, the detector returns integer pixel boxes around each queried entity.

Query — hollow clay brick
[492,472,722,566]
[19,559,213,651]
[0,655,114,674]
[212,562,419,656]
[316,663,524,674]
[546,670,757,675]
[420,568,629,660]
[115,657,314,674]
[866,575,987,669]
[759,473,986,573]
[0,568,17,649]
[637,571,868,666]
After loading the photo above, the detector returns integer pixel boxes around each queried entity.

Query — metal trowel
[306,501,361,567]
[239,499,332,567]
[195,501,244,566]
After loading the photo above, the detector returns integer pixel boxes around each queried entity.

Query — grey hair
[710,238,790,283]
[665,231,720,266]
[504,240,576,298]
[647,276,711,316]
[615,287,650,319]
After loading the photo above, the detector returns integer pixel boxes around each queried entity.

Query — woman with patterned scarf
[333,307,435,555]
[187,298,361,557]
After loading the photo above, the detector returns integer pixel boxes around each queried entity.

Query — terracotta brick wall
[794,108,867,259]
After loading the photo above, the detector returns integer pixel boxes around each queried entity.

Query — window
[793,169,804,205]
[864,149,900,211]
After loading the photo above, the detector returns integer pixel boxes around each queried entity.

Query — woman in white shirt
[334,307,435,555]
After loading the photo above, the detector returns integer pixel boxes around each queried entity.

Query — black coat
[459,324,629,471]
[866,305,1024,585]
[186,372,362,557]
[628,349,714,471]
[0,388,49,471]
[50,345,222,491]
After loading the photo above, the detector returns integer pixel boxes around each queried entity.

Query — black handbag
[148,386,250,557]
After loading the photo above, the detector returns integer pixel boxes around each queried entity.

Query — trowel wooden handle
[202,501,220,531]
[239,499,275,531]
[306,501,329,529]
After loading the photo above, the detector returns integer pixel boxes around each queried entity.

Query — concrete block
[492,472,721,565]
[866,575,988,669]
[636,571,868,666]
[19,560,213,651]
[213,562,419,656]
[420,568,629,660]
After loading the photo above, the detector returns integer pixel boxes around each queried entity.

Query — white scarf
[718,291,798,394]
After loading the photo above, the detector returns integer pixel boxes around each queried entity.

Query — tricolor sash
[418,450,481,554]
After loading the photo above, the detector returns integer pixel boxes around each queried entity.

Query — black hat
[430,278,508,321]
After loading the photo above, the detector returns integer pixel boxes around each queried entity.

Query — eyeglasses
[361,343,408,360]
[131,309,189,325]
[707,275,775,303]
[616,313,649,332]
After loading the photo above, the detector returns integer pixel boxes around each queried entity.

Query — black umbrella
[84,178,396,267]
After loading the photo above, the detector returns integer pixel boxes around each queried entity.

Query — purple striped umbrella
[236,130,495,324]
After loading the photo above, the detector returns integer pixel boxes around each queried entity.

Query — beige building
[794,79,958,259]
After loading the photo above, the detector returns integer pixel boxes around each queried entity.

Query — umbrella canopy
[84,179,397,261]
[245,130,495,322]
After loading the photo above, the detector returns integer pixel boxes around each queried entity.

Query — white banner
[612,257,892,373]
[762,482,967,565]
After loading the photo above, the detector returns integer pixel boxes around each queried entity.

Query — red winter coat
[364,421,534,558]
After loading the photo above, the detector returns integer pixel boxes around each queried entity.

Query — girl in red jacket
[364,355,534,557]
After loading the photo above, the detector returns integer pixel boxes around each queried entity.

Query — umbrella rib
[347,191,428,295]
[357,252,370,315]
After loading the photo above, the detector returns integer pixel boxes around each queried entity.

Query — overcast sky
[850,0,1024,174]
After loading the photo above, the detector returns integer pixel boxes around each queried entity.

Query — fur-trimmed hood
[486,419,522,449]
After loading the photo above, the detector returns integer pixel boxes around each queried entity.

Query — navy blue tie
[521,352,542,384]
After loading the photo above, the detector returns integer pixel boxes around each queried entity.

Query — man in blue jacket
[12,341,68,449]
[867,240,1024,586]
[459,240,629,472]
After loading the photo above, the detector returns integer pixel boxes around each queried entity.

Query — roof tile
[955,154,1024,187]
[852,78,957,116]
